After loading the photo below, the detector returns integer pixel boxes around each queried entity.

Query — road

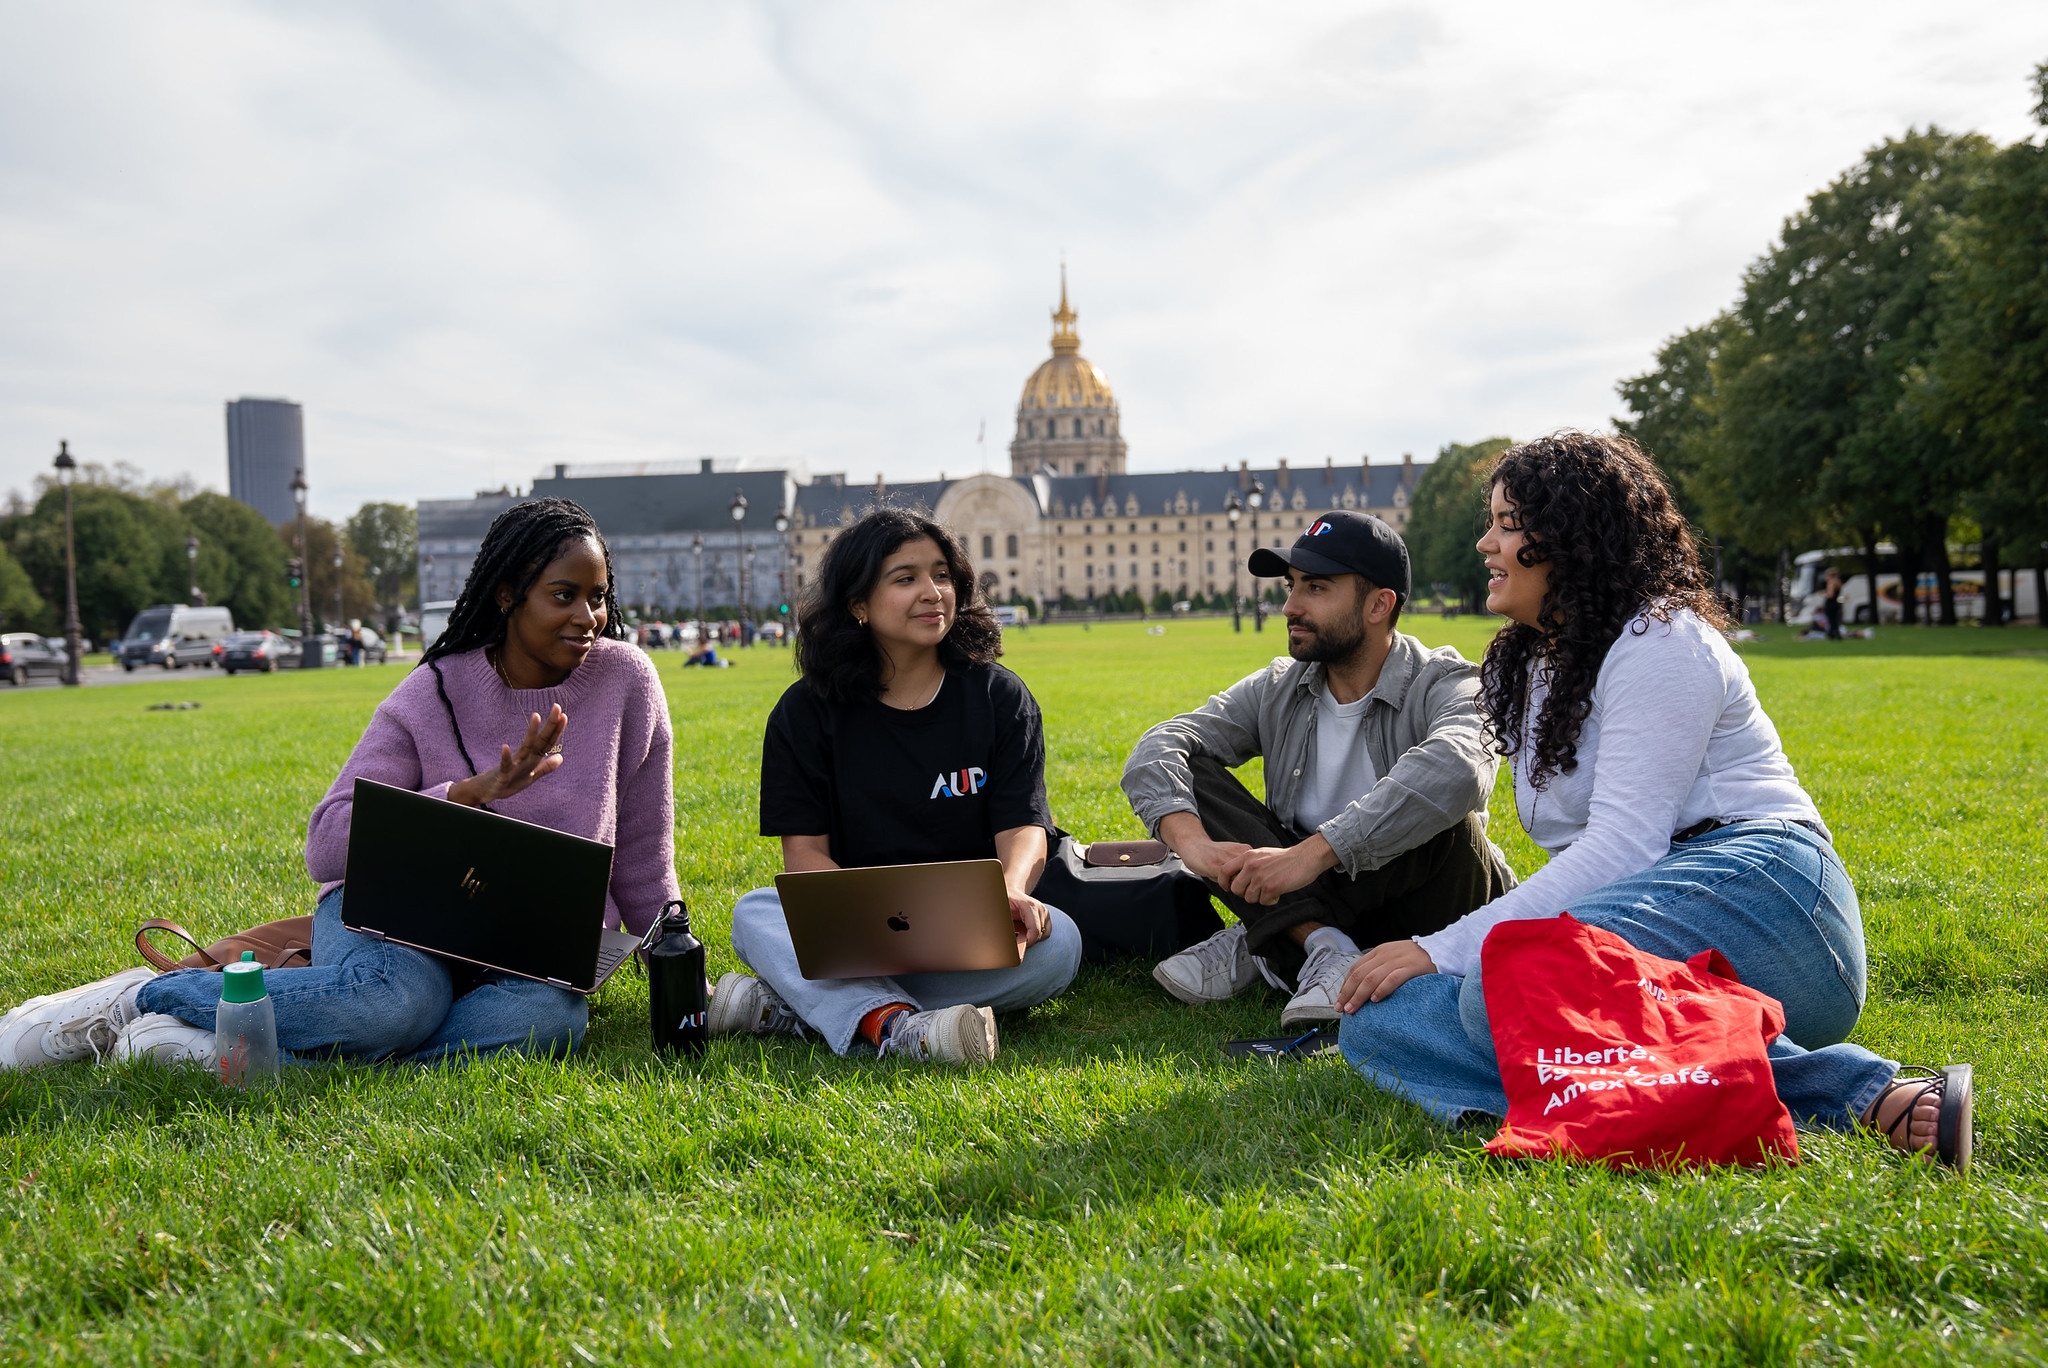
[0,657,417,691]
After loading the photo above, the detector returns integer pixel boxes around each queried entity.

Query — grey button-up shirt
[1120,632,1501,876]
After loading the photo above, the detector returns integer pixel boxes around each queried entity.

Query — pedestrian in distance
[712,507,1081,1064]
[1122,510,1513,1030]
[0,497,681,1071]
[1333,432,1971,1170]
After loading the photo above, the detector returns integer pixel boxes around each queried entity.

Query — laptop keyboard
[594,940,634,984]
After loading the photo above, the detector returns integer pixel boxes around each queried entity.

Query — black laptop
[341,778,640,994]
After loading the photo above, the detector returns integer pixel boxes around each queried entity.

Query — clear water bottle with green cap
[216,951,279,1088]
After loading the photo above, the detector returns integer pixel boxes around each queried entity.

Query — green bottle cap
[221,954,267,1004]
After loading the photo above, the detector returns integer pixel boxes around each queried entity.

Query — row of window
[1020,416,1111,440]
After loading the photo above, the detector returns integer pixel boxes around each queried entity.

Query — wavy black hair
[419,497,626,666]
[794,506,1001,702]
[1480,431,1727,788]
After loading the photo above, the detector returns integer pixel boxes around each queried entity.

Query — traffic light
[287,557,303,588]
[778,603,789,616]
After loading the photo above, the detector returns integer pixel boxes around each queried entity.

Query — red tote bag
[1480,914,1799,1169]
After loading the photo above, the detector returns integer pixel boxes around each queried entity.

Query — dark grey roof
[792,479,950,526]
[1037,463,1421,520]
[526,469,792,538]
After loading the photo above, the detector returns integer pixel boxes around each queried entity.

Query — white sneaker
[878,1004,997,1065]
[1280,942,1361,1028]
[706,973,806,1038]
[114,1013,220,1069]
[0,967,155,1069]
[1152,922,1260,1004]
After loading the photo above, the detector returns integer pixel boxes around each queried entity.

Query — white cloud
[1,0,2043,517]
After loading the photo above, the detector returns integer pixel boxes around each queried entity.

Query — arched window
[981,535,993,560]
[1006,534,1018,558]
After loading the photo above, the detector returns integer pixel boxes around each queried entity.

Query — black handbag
[1034,833,1224,964]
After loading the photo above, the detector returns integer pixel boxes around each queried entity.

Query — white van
[418,601,456,655]
[118,605,236,670]
[1790,550,2039,626]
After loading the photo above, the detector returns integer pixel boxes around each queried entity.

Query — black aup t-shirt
[759,664,1054,868]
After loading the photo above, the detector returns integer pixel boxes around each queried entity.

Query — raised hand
[449,705,569,808]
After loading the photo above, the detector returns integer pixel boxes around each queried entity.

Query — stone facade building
[416,277,1426,613]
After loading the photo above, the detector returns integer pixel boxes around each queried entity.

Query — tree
[1404,438,1511,612]
[1,483,185,643]
[1708,128,1993,624]
[346,502,418,633]
[1927,61,2048,624]
[182,492,295,630]
[1616,318,1778,604]
[280,518,377,632]
[0,543,44,632]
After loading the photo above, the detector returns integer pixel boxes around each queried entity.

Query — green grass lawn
[2,617,2045,1364]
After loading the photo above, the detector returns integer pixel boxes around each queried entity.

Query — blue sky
[2,2,2045,518]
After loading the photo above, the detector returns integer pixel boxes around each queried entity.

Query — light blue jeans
[1339,820,1898,1131]
[137,887,588,1065]
[729,886,1084,1055]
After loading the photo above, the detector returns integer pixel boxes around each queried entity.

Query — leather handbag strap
[136,919,219,972]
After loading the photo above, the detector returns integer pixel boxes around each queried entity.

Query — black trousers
[1188,755,1508,985]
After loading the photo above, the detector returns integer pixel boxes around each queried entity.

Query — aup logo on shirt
[1306,519,1335,537]
[930,767,987,799]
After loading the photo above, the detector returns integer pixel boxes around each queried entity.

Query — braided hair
[419,498,626,665]
[1479,431,1726,789]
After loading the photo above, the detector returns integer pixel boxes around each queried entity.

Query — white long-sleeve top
[1414,608,1826,978]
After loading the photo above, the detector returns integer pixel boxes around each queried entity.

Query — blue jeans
[1338,821,1898,1131]
[137,888,588,1065]
[729,886,1084,1055]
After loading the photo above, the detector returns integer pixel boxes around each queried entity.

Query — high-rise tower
[225,397,305,526]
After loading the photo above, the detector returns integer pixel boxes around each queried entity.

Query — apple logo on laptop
[887,913,910,932]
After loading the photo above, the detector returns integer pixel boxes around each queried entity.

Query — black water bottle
[647,899,709,1056]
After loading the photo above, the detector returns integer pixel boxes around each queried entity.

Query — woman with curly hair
[1333,432,1970,1169]
[710,507,1081,1064]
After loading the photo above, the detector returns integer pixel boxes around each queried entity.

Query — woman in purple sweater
[0,498,679,1070]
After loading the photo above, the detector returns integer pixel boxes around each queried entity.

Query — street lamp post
[52,441,81,686]
[291,467,316,667]
[773,510,790,645]
[1225,492,1243,634]
[1247,477,1267,633]
[333,543,344,641]
[691,534,704,646]
[728,490,749,642]
[186,533,203,607]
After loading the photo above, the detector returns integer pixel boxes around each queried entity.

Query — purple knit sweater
[305,638,679,936]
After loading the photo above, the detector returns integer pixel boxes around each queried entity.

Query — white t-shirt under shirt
[1414,607,1827,979]
[1294,687,1379,835]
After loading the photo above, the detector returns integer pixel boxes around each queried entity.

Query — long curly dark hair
[1480,432,1727,788]
[420,498,626,665]
[795,507,1001,702]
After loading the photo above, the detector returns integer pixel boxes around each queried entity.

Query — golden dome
[1018,269,1117,413]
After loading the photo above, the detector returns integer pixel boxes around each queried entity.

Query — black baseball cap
[1247,510,1411,603]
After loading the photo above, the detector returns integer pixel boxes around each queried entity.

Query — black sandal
[1869,1064,1973,1174]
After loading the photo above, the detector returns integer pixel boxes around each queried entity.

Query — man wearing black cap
[1121,510,1513,1028]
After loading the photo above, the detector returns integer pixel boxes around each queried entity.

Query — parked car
[118,605,236,670]
[350,626,388,664]
[0,633,66,686]
[419,601,456,655]
[217,630,301,674]
[41,635,90,656]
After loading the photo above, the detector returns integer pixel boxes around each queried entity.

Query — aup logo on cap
[1306,519,1335,537]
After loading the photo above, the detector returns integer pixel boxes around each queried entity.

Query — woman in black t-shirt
[711,508,1080,1064]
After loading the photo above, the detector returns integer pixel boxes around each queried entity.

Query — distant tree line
[1616,64,2048,624]
[0,463,418,644]
[1402,66,2048,626]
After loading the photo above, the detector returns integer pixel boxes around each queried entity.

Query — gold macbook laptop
[774,859,1021,980]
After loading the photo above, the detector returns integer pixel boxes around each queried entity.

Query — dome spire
[1050,264,1080,355]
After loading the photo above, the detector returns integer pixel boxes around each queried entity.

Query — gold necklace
[488,646,516,688]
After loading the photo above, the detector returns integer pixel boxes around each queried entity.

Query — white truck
[1789,549,2039,626]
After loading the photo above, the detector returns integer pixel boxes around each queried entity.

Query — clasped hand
[1009,889,1051,959]
[449,705,569,808]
